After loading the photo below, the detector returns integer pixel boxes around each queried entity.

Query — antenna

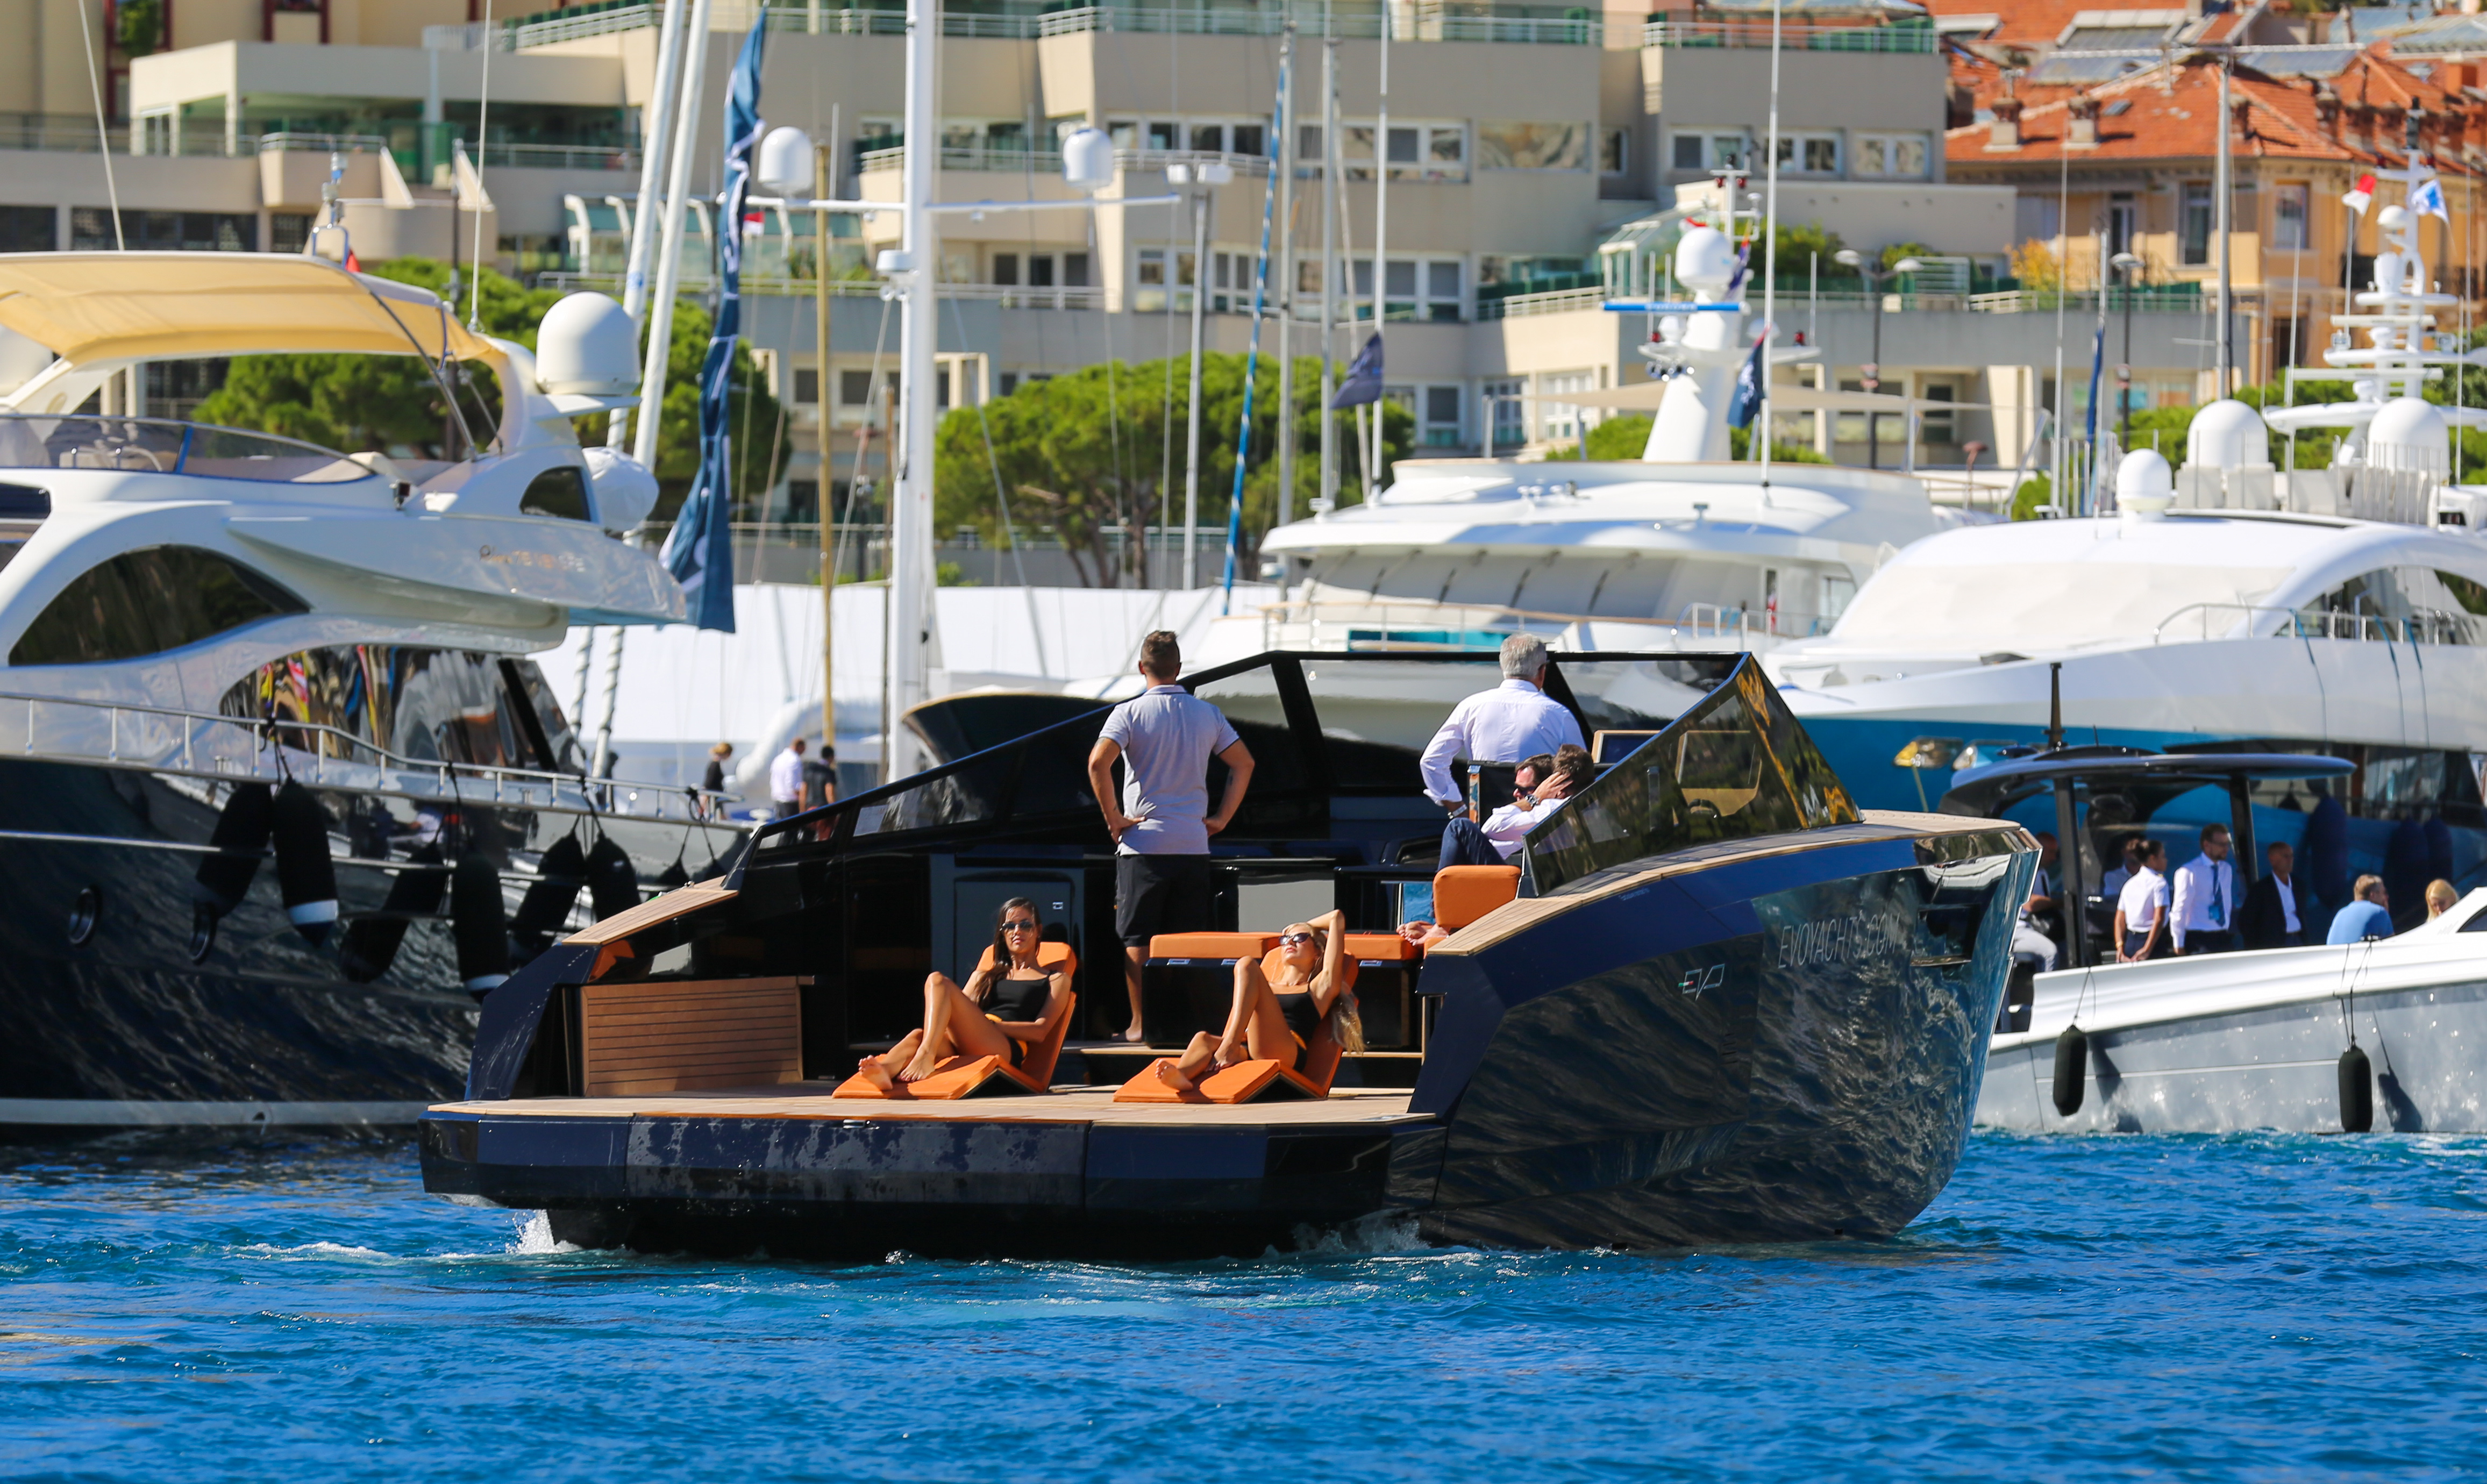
[2047,661,2065,750]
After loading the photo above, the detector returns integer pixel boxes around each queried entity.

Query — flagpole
[1222,41,1288,617]
[609,0,689,453]
[632,0,715,469]
[1757,0,1781,495]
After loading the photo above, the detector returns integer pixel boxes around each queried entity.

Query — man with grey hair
[1418,633,1585,812]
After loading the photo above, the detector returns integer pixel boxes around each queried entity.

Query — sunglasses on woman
[1278,931,1315,947]
[1002,919,1038,932]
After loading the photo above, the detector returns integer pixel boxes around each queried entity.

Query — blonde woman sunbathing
[854,897,1071,1090]
[1153,907,1362,1094]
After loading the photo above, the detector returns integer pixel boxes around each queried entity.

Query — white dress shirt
[2274,874,2303,935]
[1420,679,1586,805]
[1478,794,1568,859]
[768,746,805,803]
[2169,852,2239,948]
[2116,866,2168,936]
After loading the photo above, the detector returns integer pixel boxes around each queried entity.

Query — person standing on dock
[1419,634,1584,813]
[2241,841,2307,950]
[768,736,807,819]
[2170,824,2240,955]
[701,742,733,819]
[2114,838,2171,962]
[1089,631,1256,1044]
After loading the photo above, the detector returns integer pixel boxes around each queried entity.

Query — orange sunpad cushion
[1113,1057,1327,1104]
[831,1053,1041,1101]
[1343,931,1420,962]
[975,939,1078,980]
[1149,932,1279,960]
[1434,865,1522,930]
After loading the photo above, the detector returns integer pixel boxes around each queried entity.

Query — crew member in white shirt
[1438,747,1586,871]
[2113,837,2171,962]
[2169,823,2240,954]
[768,737,808,818]
[1419,633,1585,812]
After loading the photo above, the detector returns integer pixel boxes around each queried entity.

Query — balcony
[450,0,1599,49]
[1640,18,1935,52]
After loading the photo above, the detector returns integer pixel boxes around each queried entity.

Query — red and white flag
[2343,173,2377,215]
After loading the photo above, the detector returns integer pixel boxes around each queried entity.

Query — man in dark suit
[2240,840,2308,950]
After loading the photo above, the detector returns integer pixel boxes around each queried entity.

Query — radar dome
[1061,127,1115,193]
[1674,227,1736,291]
[582,446,659,533]
[755,126,815,198]
[2368,395,2451,472]
[2117,448,2175,515]
[2185,398,2270,470]
[534,292,639,397]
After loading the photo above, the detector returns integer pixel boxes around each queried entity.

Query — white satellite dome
[2185,398,2270,470]
[533,292,639,397]
[2367,395,2451,472]
[1674,226,1736,291]
[2117,447,2174,512]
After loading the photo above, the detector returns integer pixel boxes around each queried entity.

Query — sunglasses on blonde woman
[1278,931,1315,947]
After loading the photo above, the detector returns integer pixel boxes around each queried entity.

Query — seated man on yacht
[852,897,1072,1091]
[2326,876,2395,945]
[1437,746,1590,871]
[1419,633,1585,815]
[1152,908,1364,1094]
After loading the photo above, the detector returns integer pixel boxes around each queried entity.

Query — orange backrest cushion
[975,939,1078,981]
[1343,931,1419,962]
[1149,931,1280,960]
[1018,991,1077,1087]
[1434,865,1522,931]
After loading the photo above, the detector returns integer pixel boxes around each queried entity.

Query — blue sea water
[5,1132,2487,1482]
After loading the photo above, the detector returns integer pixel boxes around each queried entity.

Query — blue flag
[660,23,767,634]
[1725,330,1768,430]
[2412,176,2449,222]
[1330,332,1384,408]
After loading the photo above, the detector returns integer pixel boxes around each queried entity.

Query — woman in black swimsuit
[853,897,1071,1090]
[1153,908,1362,1094]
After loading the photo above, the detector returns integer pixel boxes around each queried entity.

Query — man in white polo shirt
[768,737,807,818]
[2114,837,2172,962]
[1419,633,1585,814]
[1087,631,1256,1044]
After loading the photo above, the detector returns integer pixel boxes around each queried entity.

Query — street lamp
[1833,248,1925,469]
[2110,250,2144,453]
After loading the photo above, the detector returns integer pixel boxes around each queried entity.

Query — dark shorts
[2182,930,2237,955]
[1116,852,1213,948]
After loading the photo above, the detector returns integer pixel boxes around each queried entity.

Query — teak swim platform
[421,651,2038,1258]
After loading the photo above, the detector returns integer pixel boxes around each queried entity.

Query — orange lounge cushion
[1434,865,1521,930]
[1149,932,1279,960]
[974,939,1078,980]
[832,1053,1037,1100]
[1113,1057,1328,1104]
[1343,931,1420,962]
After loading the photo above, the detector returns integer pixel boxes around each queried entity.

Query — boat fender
[2052,1024,2089,1117]
[510,832,588,948]
[452,852,511,996]
[584,832,639,922]
[338,843,448,984]
[270,781,339,945]
[2339,1044,2375,1133]
[191,781,274,915]
[654,855,691,892]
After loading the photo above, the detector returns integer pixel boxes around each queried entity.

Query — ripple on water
[5,1134,2487,1481]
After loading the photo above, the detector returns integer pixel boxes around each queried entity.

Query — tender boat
[420,648,2039,1258]
[0,252,737,1140]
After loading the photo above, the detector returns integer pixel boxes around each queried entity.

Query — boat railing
[2152,602,2477,646]
[0,690,732,824]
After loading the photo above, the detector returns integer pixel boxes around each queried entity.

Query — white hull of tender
[1980,899,2487,1133]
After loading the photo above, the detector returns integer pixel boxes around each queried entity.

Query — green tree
[193,258,786,523]
[934,352,1411,587]
[1769,220,1845,283]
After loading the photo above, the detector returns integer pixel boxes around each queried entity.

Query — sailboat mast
[1275,25,1298,529]
[888,0,940,781]
[631,0,716,468]
[1757,0,1782,491]
[2215,55,2233,392]
[1318,36,1338,515]
[1371,6,1389,489]
[609,0,688,450]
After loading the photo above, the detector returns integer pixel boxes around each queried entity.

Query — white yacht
[0,251,737,1139]
[1196,218,1970,667]
[1768,173,2487,910]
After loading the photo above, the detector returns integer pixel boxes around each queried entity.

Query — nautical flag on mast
[2343,173,2377,216]
[661,22,769,634]
[1329,333,1384,408]
[1726,328,1769,430]
[2412,176,2450,222]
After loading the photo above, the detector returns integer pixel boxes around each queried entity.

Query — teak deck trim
[564,880,737,946]
[431,1085,1422,1127]
[1435,809,2027,956]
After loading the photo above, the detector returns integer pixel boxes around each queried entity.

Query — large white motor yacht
[0,252,737,1138]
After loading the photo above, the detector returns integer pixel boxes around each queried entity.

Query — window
[1674,130,1751,173]
[793,367,820,405]
[993,252,1019,286]
[2275,183,2310,252]
[73,209,253,252]
[1135,247,1170,312]
[2180,183,2213,266]
[13,547,307,666]
[1028,254,1055,288]
[2106,192,2137,258]
[1210,249,1254,312]
[1422,385,1464,448]
[1538,370,1595,445]
[1854,132,1928,179]
[2017,194,2060,244]
[1190,123,1225,152]
[1477,122,1587,171]
[1231,123,1266,156]
[1146,121,1178,151]
[221,646,578,772]
[1064,253,1091,288]
[0,206,51,254]
[519,465,593,522]
[1353,258,1462,321]
[1485,379,1525,449]
[1774,132,1841,176]
[1601,128,1629,175]
[1341,123,1463,181]
[840,369,875,406]
[1299,124,1323,162]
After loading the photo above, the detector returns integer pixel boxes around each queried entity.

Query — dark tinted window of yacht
[219,646,569,772]
[519,465,593,522]
[11,546,307,666]
[0,483,51,518]
[501,658,586,772]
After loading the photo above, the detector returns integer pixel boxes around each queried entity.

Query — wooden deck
[430,1084,1422,1128]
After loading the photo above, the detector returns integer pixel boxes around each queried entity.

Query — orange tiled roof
[1946,48,2479,177]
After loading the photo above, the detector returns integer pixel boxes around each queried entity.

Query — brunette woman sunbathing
[1152,907,1363,1094]
[853,896,1071,1090]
